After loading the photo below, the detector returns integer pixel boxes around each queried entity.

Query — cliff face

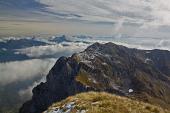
[20,42,170,113]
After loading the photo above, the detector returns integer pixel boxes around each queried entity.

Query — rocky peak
[20,42,170,113]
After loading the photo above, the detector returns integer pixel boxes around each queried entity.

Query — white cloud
[17,42,89,58]
[37,0,170,26]
[110,36,170,50]
[0,59,55,85]
[32,0,170,37]
[1,0,170,37]
[18,76,46,100]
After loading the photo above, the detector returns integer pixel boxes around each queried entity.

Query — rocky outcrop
[20,42,170,113]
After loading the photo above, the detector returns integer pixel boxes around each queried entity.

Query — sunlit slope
[44,92,169,113]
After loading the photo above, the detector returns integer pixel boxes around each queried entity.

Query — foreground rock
[20,42,170,113]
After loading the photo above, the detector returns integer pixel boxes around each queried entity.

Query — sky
[1,0,170,89]
[1,0,170,37]
[1,1,170,112]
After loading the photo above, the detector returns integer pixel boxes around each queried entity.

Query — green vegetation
[75,69,101,88]
[75,69,92,86]
[47,92,169,113]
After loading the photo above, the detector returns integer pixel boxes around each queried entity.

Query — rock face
[19,42,170,113]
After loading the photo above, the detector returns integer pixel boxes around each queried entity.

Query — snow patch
[145,58,152,63]
[146,51,151,54]
[93,79,97,84]
[128,89,134,93]
[44,101,87,113]
[102,62,107,66]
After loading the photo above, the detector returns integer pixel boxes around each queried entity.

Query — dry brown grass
[47,92,170,113]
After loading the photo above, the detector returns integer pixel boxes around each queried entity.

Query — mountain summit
[20,42,170,113]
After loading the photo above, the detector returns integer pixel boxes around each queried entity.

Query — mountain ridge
[44,92,169,113]
[20,42,170,113]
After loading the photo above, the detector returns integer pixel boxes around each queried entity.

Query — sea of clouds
[0,35,91,100]
[1,35,170,83]
[0,35,170,102]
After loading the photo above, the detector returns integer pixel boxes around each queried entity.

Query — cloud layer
[0,59,55,85]
[29,0,170,37]
[37,0,170,26]
[18,42,88,58]
[1,0,170,37]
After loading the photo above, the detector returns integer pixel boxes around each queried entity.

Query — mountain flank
[20,42,170,113]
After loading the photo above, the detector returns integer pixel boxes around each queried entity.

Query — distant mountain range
[0,35,92,62]
[19,42,170,113]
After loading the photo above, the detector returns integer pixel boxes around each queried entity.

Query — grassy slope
[46,92,170,113]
